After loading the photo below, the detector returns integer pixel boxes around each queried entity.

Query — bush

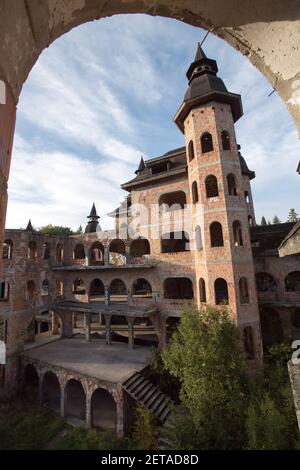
[131,405,159,450]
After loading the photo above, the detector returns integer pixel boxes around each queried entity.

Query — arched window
[244,191,250,204]
[256,272,277,292]
[210,222,224,247]
[205,174,218,198]
[2,240,13,260]
[41,279,49,296]
[221,130,231,150]
[192,181,199,204]
[89,241,104,266]
[91,388,117,431]
[201,132,213,153]
[248,215,253,227]
[109,239,126,265]
[0,282,9,301]
[56,243,63,262]
[159,191,187,211]
[65,379,86,422]
[28,241,37,259]
[73,279,86,295]
[164,278,193,299]
[132,278,152,298]
[110,279,127,302]
[239,277,249,304]
[90,279,105,298]
[161,232,190,253]
[130,238,150,257]
[74,244,85,260]
[285,271,300,292]
[233,220,243,246]
[199,278,206,303]
[214,278,229,304]
[227,174,237,196]
[56,280,64,296]
[27,280,36,300]
[43,242,51,260]
[195,225,202,250]
[243,327,255,359]
[188,140,195,162]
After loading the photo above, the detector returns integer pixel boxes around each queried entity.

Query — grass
[0,396,128,450]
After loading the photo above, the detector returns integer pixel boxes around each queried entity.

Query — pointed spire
[26,219,33,232]
[194,42,207,61]
[88,203,99,219]
[135,156,145,175]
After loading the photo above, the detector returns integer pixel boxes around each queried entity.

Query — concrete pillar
[61,387,65,418]
[105,285,110,306]
[61,313,73,338]
[86,394,91,429]
[104,315,112,345]
[127,318,135,350]
[104,247,109,265]
[85,313,91,342]
[125,244,131,265]
[52,312,59,335]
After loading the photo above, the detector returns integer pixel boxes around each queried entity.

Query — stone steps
[122,372,172,423]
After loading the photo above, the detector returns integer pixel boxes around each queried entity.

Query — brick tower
[174,44,263,365]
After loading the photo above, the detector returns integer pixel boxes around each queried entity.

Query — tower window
[227,174,237,196]
[221,131,231,150]
[2,240,13,260]
[210,222,224,247]
[201,132,213,153]
[214,278,229,305]
[0,282,9,301]
[192,181,199,204]
[188,140,195,162]
[161,232,190,253]
[74,244,85,260]
[205,174,219,198]
[41,279,49,296]
[233,220,243,246]
[43,242,51,260]
[248,215,253,227]
[28,241,37,259]
[239,277,249,304]
[245,191,250,204]
[199,278,206,303]
[164,278,193,300]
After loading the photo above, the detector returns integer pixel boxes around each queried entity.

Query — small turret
[26,219,34,232]
[85,203,101,233]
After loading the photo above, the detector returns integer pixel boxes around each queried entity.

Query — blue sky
[6,14,300,230]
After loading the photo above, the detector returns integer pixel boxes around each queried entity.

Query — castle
[0,45,299,434]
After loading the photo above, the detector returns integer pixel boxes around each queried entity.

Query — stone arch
[210,221,224,247]
[256,272,277,292]
[90,278,105,300]
[2,239,13,260]
[214,278,229,305]
[42,371,61,413]
[205,174,218,198]
[91,388,117,431]
[285,271,300,292]
[109,239,126,265]
[227,173,237,196]
[42,242,51,260]
[56,243,64,261]
[199,278,207,303]
[201,132,213,153]
[89,241,104,266]
[132,278,152,298]
[233,220,243,246]
[73,278,86,295]
[191,181,199,204]
[28,241,37,259]
[221,130,231,150]
[110,279,128,302]
[64,378,86,422]
[130,237,150,257]
[188,139,195,162]
[159,190,186,211]
[23,363,39,398]
[73,243,85,260]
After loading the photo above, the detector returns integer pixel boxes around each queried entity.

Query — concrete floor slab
[23,338,151,384]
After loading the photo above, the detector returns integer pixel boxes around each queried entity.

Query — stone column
[37,320,41,335]
[125,243,131,265]
[73,313,77,329]
[86,393,91,429]
[127,318,135,349]
[104,247,109,265]
[104,315,112,345]
[105,285,110,306]
[52,311,59,335]
[61,313,73,338]
[61,387,65,418]
[85,313,91,342]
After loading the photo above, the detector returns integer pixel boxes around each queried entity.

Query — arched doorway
[64,379,86,423]
[23,364,39,398]
[91,388,117,431]
[42,371,61,413]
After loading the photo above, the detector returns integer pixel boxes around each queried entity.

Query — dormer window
[150,161,172,175]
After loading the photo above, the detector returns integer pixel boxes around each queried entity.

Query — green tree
[38,224,74,236]
[162,304,247,449]
[287,208,299,222]
[272,215,281,224]
[76,225,83,234]
[260,216,267,225]
[131,405,159,450]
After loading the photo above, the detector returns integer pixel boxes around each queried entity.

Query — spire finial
[194,42,207,62]
[26,219,34,232]
[135,156,146,175]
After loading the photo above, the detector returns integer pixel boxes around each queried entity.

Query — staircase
[122,372,172,423]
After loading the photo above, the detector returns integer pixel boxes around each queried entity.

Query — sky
[5,14,300,231]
